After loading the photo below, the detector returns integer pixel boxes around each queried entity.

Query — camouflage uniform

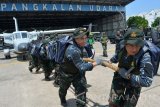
[83,44,95,88]
[39,37,56,81]
[29,54,40,72]
[109,29,154,107]
[59,28,94,107]
[53,64,60,87]
[152,26,160,48]
[40,58,53,81]
[87,33,94,49]
[151,26,160,75]
[28,40,41,73]
[100,32,108,57]
[115,31,123,53]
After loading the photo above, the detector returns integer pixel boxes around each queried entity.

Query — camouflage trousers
[101,43,108,56]
[108,73,141,107]
[40,60,52,78]
[29,55,41,72]
[54,64,60,85]
[101,43,107,50]
[59,71,87,107]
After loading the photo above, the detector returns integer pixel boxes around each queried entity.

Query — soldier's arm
[66,47,94,74]
[110,53,119,63]
[130,52,153,87]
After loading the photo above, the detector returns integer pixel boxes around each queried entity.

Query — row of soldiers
[27,29,97,107]
[28,32,95,86]
[27,26,160,107]
[28,34,61,86]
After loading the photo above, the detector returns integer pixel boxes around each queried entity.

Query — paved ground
[0,42,160,107]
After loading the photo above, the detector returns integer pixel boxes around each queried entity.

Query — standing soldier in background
[152,26,160,48]
[59,28,101,107]
[151,26,160,75]
[108,28,153,107]
[87,32,94,49]
[115,30,123,53]
[100,32,108,57]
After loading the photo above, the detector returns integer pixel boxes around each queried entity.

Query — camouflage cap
[72,27,88,38]
[124,28,144,46]
[50,33,58,40]
[42,39,50,45]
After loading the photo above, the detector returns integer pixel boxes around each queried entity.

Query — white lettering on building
[22,4,28,11]
[69,4,73,11]
[0,3,123,12]
[96,5,100,11]
[109,6,112,11]
[61,4,65,11]
[11,4,17,11]
[103,6,107,11]
[1,3,6,11]
[90,5,93,11]
[115,6,118,11]
[52,4,57,11]
[43,4,47,11]
[33,4,38,11]
[77,5,81,11]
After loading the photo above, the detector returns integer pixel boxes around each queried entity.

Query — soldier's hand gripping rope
[83,58,134,79]
[83,58,119,71]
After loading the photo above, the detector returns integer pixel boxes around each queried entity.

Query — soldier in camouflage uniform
[108,28,154,107]
[115,30,123,53]
[87,32,95,49]
[39,34,57,81]
[152,26,160,48]
[151,26,160,75]
[28,40,41,73]
[100,32,108,57]
[59,28,101,107]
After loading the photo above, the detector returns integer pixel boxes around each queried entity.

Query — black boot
[103,54,108,57]
[53,81,59,87]
[45,77,51,81]
[28,67,33,72]
[60,97,67,107]
[103,50,108,57]
[35,66,40,73]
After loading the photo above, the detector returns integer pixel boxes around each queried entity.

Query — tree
[151,17,160,27]
[127,16,148,29]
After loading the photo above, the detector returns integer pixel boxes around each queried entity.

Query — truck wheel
[5,56,8,59]
[5,55,11,59]
[8,55,11,59]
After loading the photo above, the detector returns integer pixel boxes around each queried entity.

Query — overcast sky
[126,0,160,16]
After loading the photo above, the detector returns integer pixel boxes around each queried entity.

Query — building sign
[0,3,125,12]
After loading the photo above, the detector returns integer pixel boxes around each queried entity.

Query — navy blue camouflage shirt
[110,48,154,87]
[64,41,93,74]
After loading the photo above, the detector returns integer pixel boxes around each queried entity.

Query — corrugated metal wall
[93,12,126,36]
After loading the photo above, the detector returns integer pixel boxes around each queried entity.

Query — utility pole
[117,3,126,30]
